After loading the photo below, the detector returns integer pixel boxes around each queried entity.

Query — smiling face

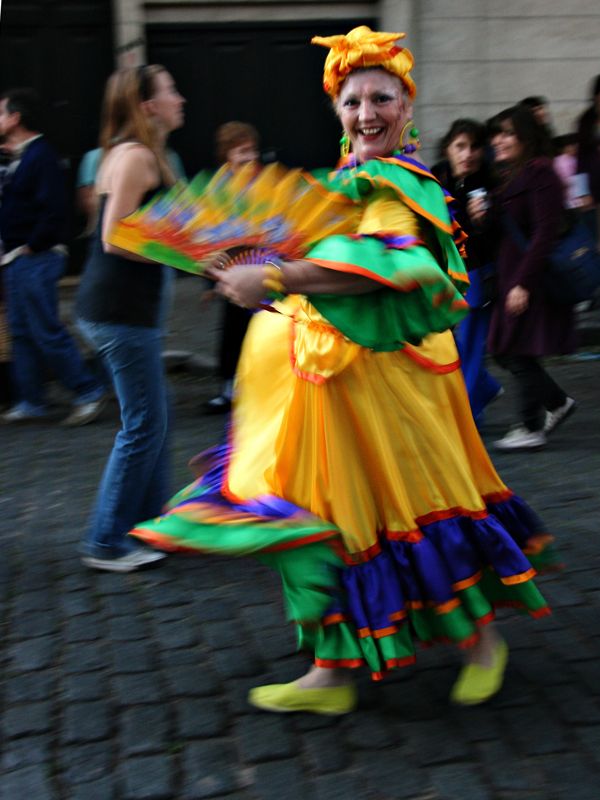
[446,132,484,180]
[491,119,525,166]
[337,69,410,163]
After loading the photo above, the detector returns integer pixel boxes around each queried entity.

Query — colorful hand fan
[108,162,360,274]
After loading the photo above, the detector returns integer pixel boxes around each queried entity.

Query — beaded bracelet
[262,259,287,301]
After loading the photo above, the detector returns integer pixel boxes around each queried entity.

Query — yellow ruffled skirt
[230,295,505,555]
[133,295,552,677]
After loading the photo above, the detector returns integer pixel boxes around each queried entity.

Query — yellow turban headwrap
[311,26,416,100]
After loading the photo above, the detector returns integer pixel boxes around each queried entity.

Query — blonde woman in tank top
[76,65,185,572]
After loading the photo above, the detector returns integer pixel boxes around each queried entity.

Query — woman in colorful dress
[130,27,555,714]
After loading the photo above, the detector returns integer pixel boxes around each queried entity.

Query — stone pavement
[1,276,600,800]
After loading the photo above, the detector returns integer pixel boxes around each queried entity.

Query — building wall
[385,0,600,165]
[114,0,600,165]
[112,0,377,60]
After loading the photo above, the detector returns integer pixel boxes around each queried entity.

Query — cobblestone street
[1,279,600,800]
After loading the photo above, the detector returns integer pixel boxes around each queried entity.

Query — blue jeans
[3,252,103,412]
[454,305,501,423]
[77,318,171,558]
[454,266,501,423]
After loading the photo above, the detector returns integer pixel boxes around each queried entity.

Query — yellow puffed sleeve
[273,190,423,382]
[358,189,420,237]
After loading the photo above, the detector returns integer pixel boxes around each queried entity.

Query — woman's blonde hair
[98,64,176,186]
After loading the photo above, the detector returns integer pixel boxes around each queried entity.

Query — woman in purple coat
[469,106,576,451]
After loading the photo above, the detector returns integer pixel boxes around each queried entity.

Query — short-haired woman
[76,65,185,571]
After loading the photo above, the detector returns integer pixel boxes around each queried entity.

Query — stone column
[112,0,146,67]
[379,0,416,33]
[378,0,421,144]
[379,0,418,70]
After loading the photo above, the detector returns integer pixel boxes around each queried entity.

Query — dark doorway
[147,21,375,176]
[0,0,114,270]
[0,0,114,158]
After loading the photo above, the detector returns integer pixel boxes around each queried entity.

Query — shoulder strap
[96,142,156,196]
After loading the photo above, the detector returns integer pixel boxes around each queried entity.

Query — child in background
[553,133,593,210]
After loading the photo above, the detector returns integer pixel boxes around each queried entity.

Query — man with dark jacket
[0,87,105,424]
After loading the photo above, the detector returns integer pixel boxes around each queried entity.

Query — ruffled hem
[290,492,555,679]
[311,594,551,682]
[131,441,555,678]
[303,563,551,680]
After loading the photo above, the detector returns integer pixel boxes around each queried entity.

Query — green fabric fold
[132,504,344,626]
[306,159,469,350]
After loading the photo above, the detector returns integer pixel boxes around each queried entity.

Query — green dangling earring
[340,131,350,159]
[397,121,421,155]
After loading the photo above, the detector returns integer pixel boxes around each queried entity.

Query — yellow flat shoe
[248,680,357,715]
[450,639,509,706]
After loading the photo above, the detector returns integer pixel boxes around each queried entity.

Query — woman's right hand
[505,284,529,316]
[467,196,488,224]
[214,265,266,309]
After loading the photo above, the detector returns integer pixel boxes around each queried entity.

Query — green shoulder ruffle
[305,158,469,351]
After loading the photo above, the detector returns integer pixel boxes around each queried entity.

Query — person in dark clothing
[469,105,576,452]
[204,121,261,414]
[432,119,502,422]
[0,144,15,409]
[576,75,600,241]
[0,88,105,425]
[520,96,556,154]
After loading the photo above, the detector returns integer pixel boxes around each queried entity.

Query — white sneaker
[1,404,47,423]
[62,396,107,427]
[544,397,576,434]
[81,549,167,573]
[491,386,505,403]
[494,426,546,451]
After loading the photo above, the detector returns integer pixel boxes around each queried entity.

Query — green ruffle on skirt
[301,568,550,679]
[131,496,344,625]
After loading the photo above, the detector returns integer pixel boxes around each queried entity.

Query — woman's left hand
[467,196,488,225]
[505,284,529,316]
[214,265,267,308]
[203,250,232,281]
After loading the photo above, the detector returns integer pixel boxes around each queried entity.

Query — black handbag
[503,213,600,305]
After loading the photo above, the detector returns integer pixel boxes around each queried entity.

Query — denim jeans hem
[80,539,138,560]
[13,400,48,416]
[76,318,170,554]
[73,387,107,405]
